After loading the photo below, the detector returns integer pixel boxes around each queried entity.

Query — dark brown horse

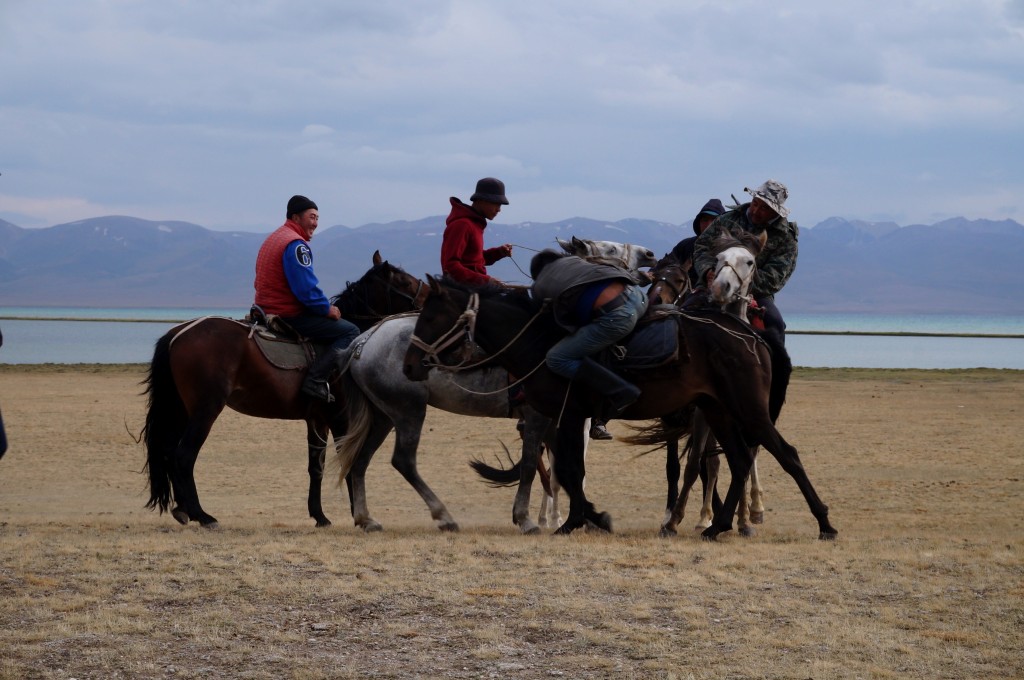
[141,251,426,528]
[402,277,836,541]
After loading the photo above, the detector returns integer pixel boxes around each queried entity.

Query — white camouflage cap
[745,180,789,218]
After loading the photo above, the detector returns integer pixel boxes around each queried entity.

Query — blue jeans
[546,285,647,378]
[282,314,359,351]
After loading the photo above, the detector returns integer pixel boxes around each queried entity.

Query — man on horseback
[254,195,359,402]
[530,250,648,421]
[693,180,798,341]
[669,198,726,290]
[441,177,514,286]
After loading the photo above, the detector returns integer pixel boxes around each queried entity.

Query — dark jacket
[533,255,643,331]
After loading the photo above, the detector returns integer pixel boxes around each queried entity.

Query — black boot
[302,348,344,403]
[573,358,641,419]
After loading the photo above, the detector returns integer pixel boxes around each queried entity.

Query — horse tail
[334,372,371,485]
[760,328,792,423]
[619,407,694,448]
[469,441,523,488]
[141,330,186,514]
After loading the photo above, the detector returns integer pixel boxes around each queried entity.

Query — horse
[141,251,426,528]
[333,237,657,534]
[402,276,836,541]
[653,231,777,537]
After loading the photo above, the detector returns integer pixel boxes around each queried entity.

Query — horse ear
[426,274,443,294]
[556,237,572,253]
[372,250,382,266]
[571,235,585,249]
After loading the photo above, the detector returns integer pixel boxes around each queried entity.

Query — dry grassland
[0,364,1022,679]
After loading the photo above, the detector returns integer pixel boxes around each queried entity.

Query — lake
[0,308,1022,369]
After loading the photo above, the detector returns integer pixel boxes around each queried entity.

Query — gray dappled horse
[333,237,657,534]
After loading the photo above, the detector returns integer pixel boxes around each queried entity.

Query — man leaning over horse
[692,180,798,342]
[530,249,649,421]
[254,195,359,402]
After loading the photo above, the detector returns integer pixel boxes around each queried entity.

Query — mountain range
[1,214,1022,314]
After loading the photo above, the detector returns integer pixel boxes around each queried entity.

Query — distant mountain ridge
[1,214,1022,314]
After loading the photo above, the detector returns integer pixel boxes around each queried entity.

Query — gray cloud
[1,0,1021,231]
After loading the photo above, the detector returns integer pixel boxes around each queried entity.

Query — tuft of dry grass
[0,366,1022,678]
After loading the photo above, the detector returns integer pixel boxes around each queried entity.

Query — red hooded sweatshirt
[440,198,506,286]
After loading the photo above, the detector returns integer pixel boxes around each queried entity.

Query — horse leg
[306,421,331,527]
[736,471,755,537]
[345,414,393,532]
[664,435,680,526]
[751,424,837,540]
[697,410,753,541]
[390,411,459,531]
[553,414,610,535]
[748,448,765,524]
[511,410,546,534]
[536,449,554,528]
[168,411,220,527]
[699,451,720,532]
[662,429,702,536]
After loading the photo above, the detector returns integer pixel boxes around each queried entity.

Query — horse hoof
[201,521,220,530]
[819,530,838,541]
[585,512,612,533]
[521,523,541,536]
[360,520,384,533]
[659,525,677,538]
[738,526,757,538]
[438,521,460,532]
[314,518,333,528]
[171,508,189,525]
[700,527,720,542]
[749,511,764,525]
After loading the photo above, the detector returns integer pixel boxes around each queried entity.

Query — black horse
[402,276,836,541]
[141,251,426,528]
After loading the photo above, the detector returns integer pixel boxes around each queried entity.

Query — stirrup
[302,380,335,403]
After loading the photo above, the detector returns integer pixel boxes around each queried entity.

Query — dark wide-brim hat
[470,177,509,205]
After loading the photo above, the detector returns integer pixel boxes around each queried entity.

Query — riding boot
[302,348,345,403]
[573,358,641,420]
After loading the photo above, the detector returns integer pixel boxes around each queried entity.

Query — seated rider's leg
[756,297,787,344]
[546,286,645,418]
[284,315,360,402]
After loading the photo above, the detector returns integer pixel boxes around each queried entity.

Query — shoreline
[1,363,1021,382]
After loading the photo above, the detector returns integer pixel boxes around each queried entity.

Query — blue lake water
[0,308,1022,369]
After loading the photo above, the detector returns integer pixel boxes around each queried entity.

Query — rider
[669,198,726,289]
[692,180,797,342]
[254,195,359,402]
[531,250,648,421]
[441,177,514,286]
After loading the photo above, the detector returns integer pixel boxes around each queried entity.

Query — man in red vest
[254,195,358,402]
[440,177,513,286]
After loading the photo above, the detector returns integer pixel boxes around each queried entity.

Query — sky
[2,1,1023,233]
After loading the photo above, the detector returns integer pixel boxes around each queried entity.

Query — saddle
[600,314,682,371]
[244,305,318,370]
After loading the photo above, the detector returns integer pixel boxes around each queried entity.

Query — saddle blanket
[606,316,679,370]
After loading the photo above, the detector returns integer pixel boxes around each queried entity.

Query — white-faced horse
[333,237,657,534]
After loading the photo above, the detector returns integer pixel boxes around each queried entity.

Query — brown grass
[0,365,1022,679]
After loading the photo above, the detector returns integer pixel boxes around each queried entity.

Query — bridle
[711,257,755,309]
[336,267,429,322]
[650,263,692,306]
[408,292,550,373]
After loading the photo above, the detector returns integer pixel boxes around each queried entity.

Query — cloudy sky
[2,1,1022,232]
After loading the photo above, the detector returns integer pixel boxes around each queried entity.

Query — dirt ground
[0,365,1022,679]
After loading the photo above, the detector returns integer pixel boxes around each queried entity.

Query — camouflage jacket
[692,203,799,299]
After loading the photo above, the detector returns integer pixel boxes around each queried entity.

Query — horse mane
[331,260,398,305]
[710,230,765,257]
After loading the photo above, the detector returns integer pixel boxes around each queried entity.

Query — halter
[336,268,429,322]
[650,264,691,305]
[408,292,551,373]
[407,293,481,370]
[711,260,755,308]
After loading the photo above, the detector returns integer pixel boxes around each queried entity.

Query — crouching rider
[530,250,648,419]
[254,195,359,402]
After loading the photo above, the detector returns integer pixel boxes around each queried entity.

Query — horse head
[331,252,427,329]
[708,231,764,314]
[648,254,692,307]
[556,235,657,276]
